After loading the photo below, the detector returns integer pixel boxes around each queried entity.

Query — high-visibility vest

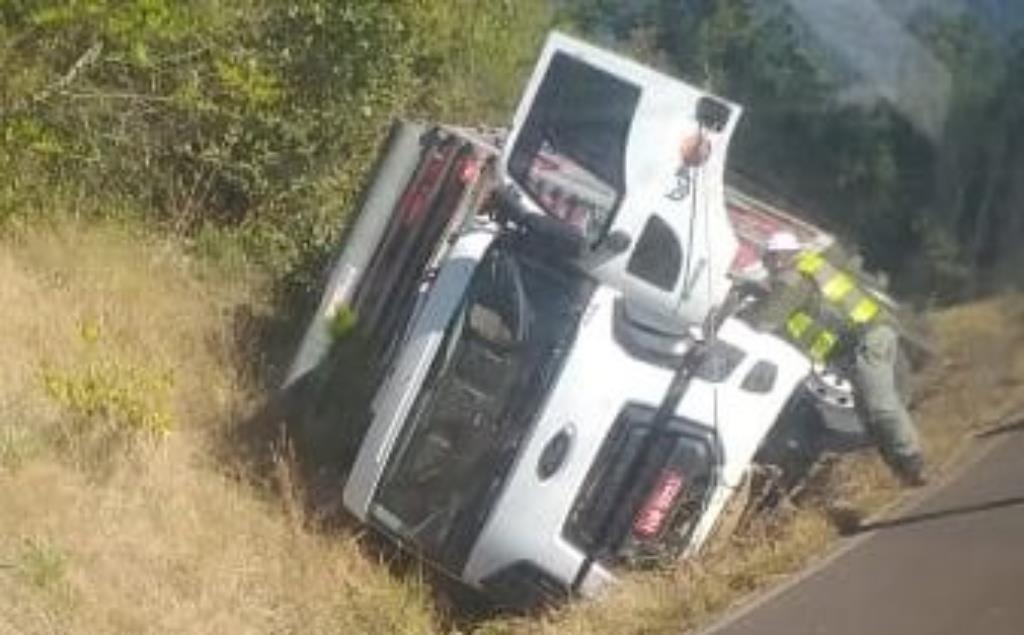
[784,251,881,363]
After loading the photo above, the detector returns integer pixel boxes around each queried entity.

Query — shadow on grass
[217,306,509,628]
[214,249,341,493]
[228,274,318,394]
[974,414,1024,439]
[222,384,504,627]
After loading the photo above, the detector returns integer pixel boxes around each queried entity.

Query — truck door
[501,32,742,332]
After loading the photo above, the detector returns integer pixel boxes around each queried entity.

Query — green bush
[41,359,176,438]
[1,0,552,280]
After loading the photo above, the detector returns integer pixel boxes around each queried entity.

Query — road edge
[690,431,1005,635]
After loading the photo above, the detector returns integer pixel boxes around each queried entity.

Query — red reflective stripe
[457,157,479,184]
[398,146,456,225]
[633,470,685,539]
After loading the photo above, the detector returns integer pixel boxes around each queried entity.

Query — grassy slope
[0,221,438,635]
[1,221,1021,635]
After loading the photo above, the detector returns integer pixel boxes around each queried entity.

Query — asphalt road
[702,418,1024,635]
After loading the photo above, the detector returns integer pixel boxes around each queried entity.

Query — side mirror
[696,96,732,132]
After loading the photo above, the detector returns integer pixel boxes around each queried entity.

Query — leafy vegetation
[5,1,1018,300]
[42,357,175,433]
[1,0,551,279]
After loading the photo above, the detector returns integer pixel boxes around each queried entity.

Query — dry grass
[0,220,439,635]
[3,217,1021,635]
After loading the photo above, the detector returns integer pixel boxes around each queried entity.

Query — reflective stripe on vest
[796,251,880,326]
[785,310,838,363]
[784,251,882,361]
[850,297,880,324]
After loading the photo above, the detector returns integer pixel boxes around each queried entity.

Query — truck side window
[627,215,682,291]
[465,249,526,350]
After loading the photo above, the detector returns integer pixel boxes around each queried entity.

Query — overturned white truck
[283,33,886,608]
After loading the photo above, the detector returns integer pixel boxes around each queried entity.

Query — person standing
[743,231,927,487]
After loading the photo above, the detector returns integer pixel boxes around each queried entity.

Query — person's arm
[717,276,765,316]
[740,271,814,333]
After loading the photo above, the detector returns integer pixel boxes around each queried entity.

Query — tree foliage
[0,0,552,274]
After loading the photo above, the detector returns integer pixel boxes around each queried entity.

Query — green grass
[16,538,69,591]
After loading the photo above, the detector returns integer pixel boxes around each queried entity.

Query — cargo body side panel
[286,123,499,388]
[286,122,428,386]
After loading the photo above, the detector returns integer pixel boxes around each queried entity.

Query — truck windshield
[373,242,591,573]
[507,52,641,246]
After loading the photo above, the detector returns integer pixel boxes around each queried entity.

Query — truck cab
[501,33,741,337]
[286,33,815,608]
[338,225,809,606]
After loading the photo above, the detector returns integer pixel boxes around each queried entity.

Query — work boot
[892,453,928,488]
[826,499,863,535]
